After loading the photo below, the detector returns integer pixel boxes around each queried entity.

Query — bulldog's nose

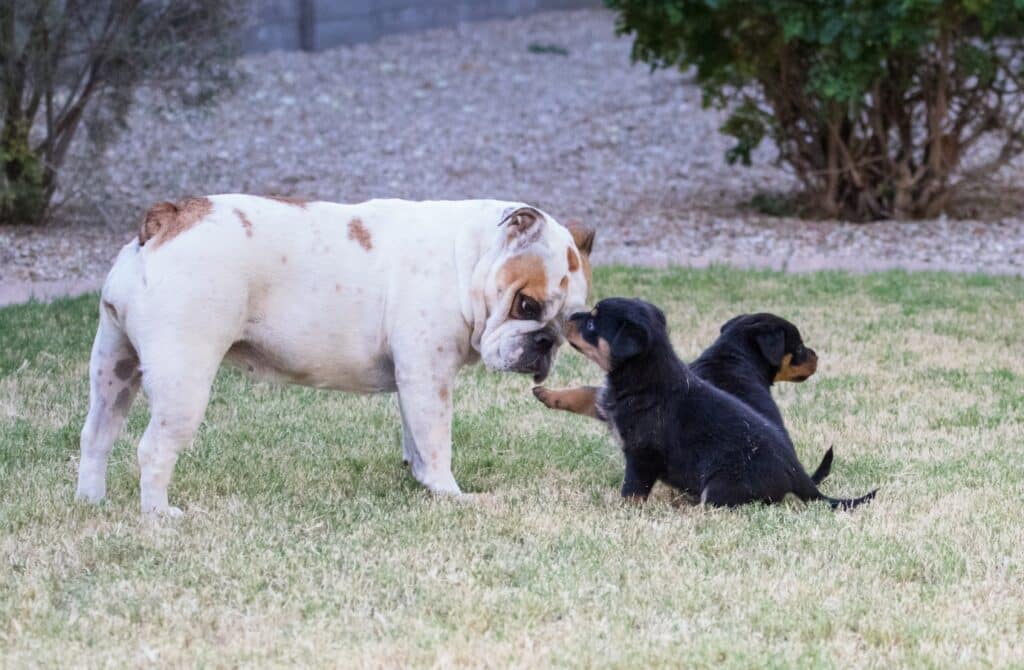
[532,331,555,352]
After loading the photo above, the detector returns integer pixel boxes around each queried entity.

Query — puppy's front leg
[621,453,660,503]
[396,363,462,496]
[532,385,604,420]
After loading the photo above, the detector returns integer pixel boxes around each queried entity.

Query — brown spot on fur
[234,208,254,237]
[567,246,580,272]
[113,358,137,381]
[113,387,133,414]
[262,195,308,207]
[348,218,373,251]
[559,275,569,292]
[138,197,212,248]
[497,254,549,302]
[438,386,449,402]
[565,320,611,371]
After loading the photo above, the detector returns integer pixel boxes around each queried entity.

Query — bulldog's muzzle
[511,325,560,382]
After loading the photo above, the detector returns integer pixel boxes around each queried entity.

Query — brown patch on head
[138,197,213,248]
[348,218,373,251]
[497,254,549,303]
[234,208,254,238]
[774,351,819,383]
[559,275,569,292]
[438,386,449,403]
[567,246,580,272]
[565,222,594,297]
[262,195,308,207]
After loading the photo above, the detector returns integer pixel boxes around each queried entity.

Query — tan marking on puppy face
[262,195,308,207]
[138,197,212,248]
[567,246,580,272]
[774,351,819,382]
[565,320,612,371]
[234,208,254,238]
[497,254,549,302]
[348,218,373,251]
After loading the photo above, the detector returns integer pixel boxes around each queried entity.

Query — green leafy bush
[607,0,1024,221]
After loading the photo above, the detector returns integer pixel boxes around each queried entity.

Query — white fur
[75,196,589,515]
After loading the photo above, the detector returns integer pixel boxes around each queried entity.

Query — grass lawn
[1,266,1023,668]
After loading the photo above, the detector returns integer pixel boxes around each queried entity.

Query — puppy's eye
[586,318,595,332]
[512,293,542,320]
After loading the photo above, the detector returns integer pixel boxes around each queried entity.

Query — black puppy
[562,298,875,509]
[536,313,834,483]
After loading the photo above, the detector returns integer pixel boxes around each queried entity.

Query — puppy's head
[718,313,818,382]
[478,206,594,382]
[564,298,667,372]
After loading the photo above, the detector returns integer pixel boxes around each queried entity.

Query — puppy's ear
[499,206,545,249]
[610,320,649,361]
[720,314,745,334]
[755,328,786,366]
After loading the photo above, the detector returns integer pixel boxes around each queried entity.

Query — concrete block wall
[245,0,601,52]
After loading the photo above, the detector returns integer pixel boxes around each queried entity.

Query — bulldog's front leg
[395,358,462,495]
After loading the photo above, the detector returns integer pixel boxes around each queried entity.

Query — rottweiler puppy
[559,298,876,509]
[535,313,834,483]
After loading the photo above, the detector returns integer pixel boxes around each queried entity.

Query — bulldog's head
[477,205,594,382]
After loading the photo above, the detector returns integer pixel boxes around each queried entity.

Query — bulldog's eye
[512,293,542,320]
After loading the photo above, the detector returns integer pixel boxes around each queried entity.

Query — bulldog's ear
[499,206,545,248]
[755,328,786,366]
[567,220,595,256]
[609,319,649,361]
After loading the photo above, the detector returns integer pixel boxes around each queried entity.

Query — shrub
[607,0,1024,221]
[0,1,248,226]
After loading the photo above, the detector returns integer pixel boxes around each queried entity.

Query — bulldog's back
[101,195,514,390]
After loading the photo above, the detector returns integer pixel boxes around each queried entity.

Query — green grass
[1,266,1023,668]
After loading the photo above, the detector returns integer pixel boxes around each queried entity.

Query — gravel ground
[2,8,1023,289]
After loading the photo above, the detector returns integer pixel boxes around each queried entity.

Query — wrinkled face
[479,207,594,382]
[720,313,818,382]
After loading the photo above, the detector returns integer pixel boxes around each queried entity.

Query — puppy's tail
[809,446,834,485]
[823,488,877,511]
[794,474,877,511]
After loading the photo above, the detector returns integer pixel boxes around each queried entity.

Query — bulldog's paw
[143,505,184,520]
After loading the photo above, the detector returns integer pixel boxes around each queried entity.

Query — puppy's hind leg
[76,305,142,503]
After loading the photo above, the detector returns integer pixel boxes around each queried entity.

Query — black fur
[692,313,833,484]
[574,298,876,509]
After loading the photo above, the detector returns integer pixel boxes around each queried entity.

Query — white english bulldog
[75,195,594,515]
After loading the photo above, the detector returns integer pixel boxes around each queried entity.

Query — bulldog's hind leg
[134,343,224,517]
[76,306,142,503]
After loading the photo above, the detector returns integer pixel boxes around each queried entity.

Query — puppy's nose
[532,331,555,351]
